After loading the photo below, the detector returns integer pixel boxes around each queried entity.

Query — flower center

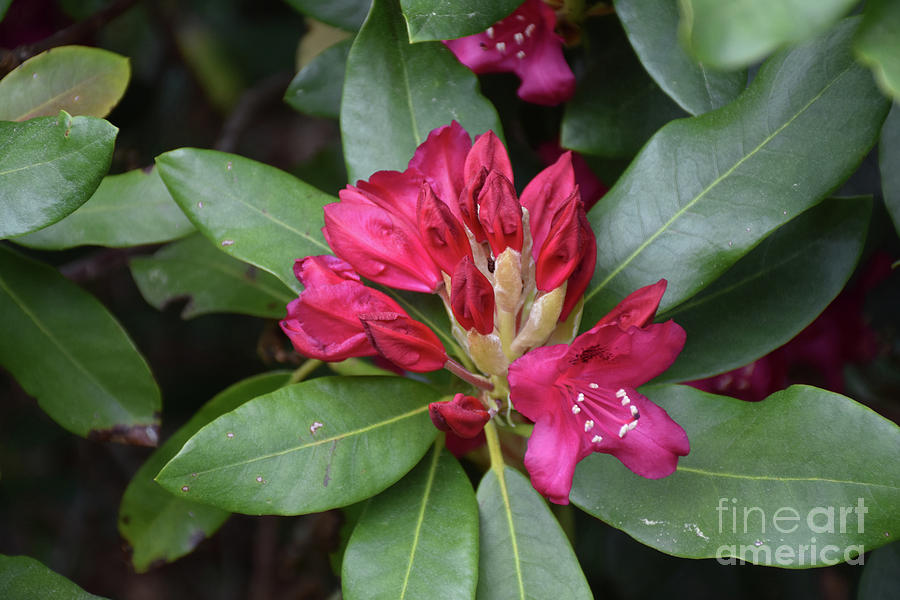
[482,14,538,60]
[562,382,641,446]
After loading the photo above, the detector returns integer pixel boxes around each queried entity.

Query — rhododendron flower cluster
[281,122,688,503]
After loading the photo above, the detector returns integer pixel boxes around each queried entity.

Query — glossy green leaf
[0,0,10,21]
[130,234,294,319]
[571,384,900,567]
[0,245,160,444]
[285,38,352,119]
[119,372,289,572]
[582,19,889,325]
[656,197,870,383]
[341,0,502,183]
[400,0,519,42]
[155,148,334,294]
[283,0,371,30]
[477,466,592,599]
[857,543,900,600]
[881,104,900,236]
[11,167,194,249]
[0,112,117,238]
[0,555,107,599]
[854,0,900,101]
[562,16,687,159]
[0,46,129,121]
[614,0,746,115]
[342,444,478,599]
[678,0,857,70]
[156,376,439,515]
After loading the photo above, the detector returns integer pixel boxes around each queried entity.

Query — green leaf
[11,167,194,250]
[0,46,129,121]
[881,104,900,236]
[656,197,870,383]
[0,555,107,599]
[341,0,502,183]
[477,466,591,599]
[342,444,478,599]
[400,0,519,42]
[614,0,747,116]
[854,0,900,101]
[561,16,687,159]
[156,376,440,515]
[571,384,900,567]
[119,372,290,572]
[582,18,889,325]
[0,245,160,444]
[283,0,371,30]
[858,543,900,600]
[130,234,294,319]
[678,0,858,70]
[0,0,11,22]
[285,38,352,120]
[0,112,117,238]
[155,148,334,294]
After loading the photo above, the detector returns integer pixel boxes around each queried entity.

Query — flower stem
[444,358,494,391]
[289,359,322,384]
[484,419,506,477]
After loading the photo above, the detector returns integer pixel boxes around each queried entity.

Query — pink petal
[417,183,472,274]
[477,170,523,255]
[522,406,585,504]
[359,312,448,372]
[450,256,495,335]
[559,208,596,321]
[507,343,569,419]
[408,121,471,211]
[592,279,668,331]
[464,131,514,185]
[520,151,577,256]
[429,393,490,438]
[510,26,575,106]
[534,189,583,292]
[293,255,359,288]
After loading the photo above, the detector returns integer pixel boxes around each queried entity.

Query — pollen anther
[615,389,626,397]
[584,420,595,432]
[621,396,631,406]
[496,42,506,53]
[576,392,585,402]
[592,435,603,444]
[618,424,628,438]
[514,33,524,45]
[589,383,599,389]
[630,405,639,418]
[516,50,526,59]
[571,405,581,414]
[486,27,495,39]
[525,23,536,37]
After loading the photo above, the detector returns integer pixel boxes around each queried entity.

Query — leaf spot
[226,161,233,171]
[221,240,235,247]
[181,486,190,492]
[226,432,235,439]
[310,421,324,434]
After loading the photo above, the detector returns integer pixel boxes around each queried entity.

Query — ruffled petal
[520,151,576,256]
[591,279,668,332]
[408,121,471,212]
[359,312,448,372]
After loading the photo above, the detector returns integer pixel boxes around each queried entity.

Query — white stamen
[496,42,506,53]
[516,50,526,59]
[630,405,639,418]
[592,435,603,444]
[589,383,599,389]
[514,32,524,45]
[525,23,536,37]
[619,424,628,438]
[516,14,525,21]
[486,26,495,39]
[621,396,631,406]
[584,420,594,432]
[628,420,639,430]
[615,389,626,398]
[576,392,585,402]
[571,405,581,414]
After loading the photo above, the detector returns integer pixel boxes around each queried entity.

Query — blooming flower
[508,281,689,504]
[444,0,575,106]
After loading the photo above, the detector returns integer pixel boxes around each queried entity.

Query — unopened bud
[450,256,495,335]
[493,248,522,313]
[467,330,510,376]
[359,312,447,372]
[429,393,490,438]
[417,184,472,274]
[477,170,523,256]
[510,283,567,357]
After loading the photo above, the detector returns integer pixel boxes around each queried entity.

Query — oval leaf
[155,148,335,293]
[11,167,194,249]
[342,444,478,599]
[0,555,107,600]
[285,38,353,120]
[614,0,746,115]
[857,543,900,600]
[679,0,858,70]
[400,0,520,42]
[0,112,117,238]
[0,245,161,444]
[583,18,889,324]
[656,197,870,382]
[130,234,294,319]
[854,0,900,101]
[571,384,900,567]
[0,46,129,121]
[341,0,502,183]
[477,466,592,599]
[156,376,440,515]
[119,372,290,572]
[881,103,900,236]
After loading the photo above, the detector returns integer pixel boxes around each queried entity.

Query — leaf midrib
[398,443,440,599]
[15,68,121,121]
[584,59,856,306]
[677,466,900,490]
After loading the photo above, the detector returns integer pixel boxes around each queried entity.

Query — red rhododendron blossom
[280,256,409,361]
[508,280,689,504]
[359,313,448,373]
[444,0,575,106]
[429,393,491,438]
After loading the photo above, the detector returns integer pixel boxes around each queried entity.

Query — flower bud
[464,131,514,184]
[493,247,523,313]
[429,393,490,438]
[417,183,472,274]
[466,329,510,376]
[458,166,488,242]
[535,189,582,292]
[359,312,448,372]
[478,170,523,256]
[450,256,495,335]
[510,283,566,357]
